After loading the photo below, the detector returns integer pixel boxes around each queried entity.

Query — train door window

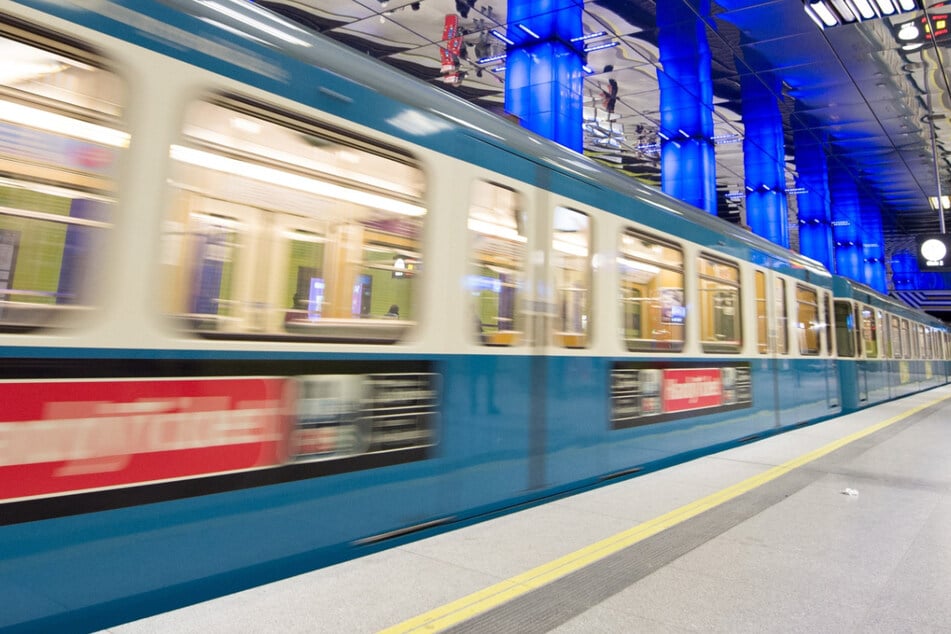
[618,230,684,352]
[469,181,525,346]
[889,315,901,358]
[775,277,788,354]
[161,99,425,342]
[795,285,820,355]
[860,305,878,358]
[698,255,741,353]
[880,313,889,357]
[755,271,768,353]
[901,319,912,359]
[917,325,927,359]
[824,293,835,355]
[552,207,590,348]
[0,25,124,331]
[833,300,855,358]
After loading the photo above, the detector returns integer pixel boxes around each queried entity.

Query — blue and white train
[0,1,947,630]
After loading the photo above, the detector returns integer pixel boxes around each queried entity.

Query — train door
[854,304,870,403]
[544,199,598,486]
[823,291,840,409]
[526,181,553,491]
[761,271,790,427]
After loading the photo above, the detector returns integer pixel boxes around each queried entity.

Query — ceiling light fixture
[584,41,619,53]
[802,0,920,29]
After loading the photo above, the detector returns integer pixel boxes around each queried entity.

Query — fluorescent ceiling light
[828,0,858,22]
[847,0,878,20]
[489,30,514,46]
[0,99,129,147]
[617,257,660,274]
[929,195,951,210]
[468,217,526,242]
[171,145,426,217]
[516,24,540,39]
[584,41,619,53]
[553,239,588,257]
[805,1,840,27]
[873,0,896,15]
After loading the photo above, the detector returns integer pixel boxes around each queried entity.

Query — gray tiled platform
[108,387,951,633]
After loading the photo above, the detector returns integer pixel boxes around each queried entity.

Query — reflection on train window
[469,181,524,346]
[834,301,855,357]
[775,278,788,354]
[861,305,878,358]
[755,271,767,354]
[619,230,684,352]
[699,255,741,353]
[796,285,820,355]
[161,99,424,343]
[0,30,123,331]
[552,207,590,348]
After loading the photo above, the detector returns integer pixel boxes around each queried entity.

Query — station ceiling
[259,0,951,298]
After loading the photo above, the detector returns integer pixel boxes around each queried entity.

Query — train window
[833,300,855,358]
[160,99,425,342]
[796,286,820,355]
[901,319,912,359]
[619,230,684,352]
[860,305,878,358]
[917,325,927,359]
[0,28,123,331]
[552,207,590,348]
[698,255,741,353]
[469,181,525,346]
[755,271,768,354]
[775,278,788,354]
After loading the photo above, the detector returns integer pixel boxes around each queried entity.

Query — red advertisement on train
[0,377,288,501]
[661,368,724,413]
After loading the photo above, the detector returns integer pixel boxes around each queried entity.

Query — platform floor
[108,386,951,633]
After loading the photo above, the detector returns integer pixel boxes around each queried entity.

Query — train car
[833,276,951,411]
[0,1,946,630]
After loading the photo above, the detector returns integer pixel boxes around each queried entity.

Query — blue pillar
[829,164,862,281]
[657,0,716,214]
[858,192,886,293]
[741,73,788,247]
[504,0,583,152]
[891,252,916,290]
[793,128,834,269]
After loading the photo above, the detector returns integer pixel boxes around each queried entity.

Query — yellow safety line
[380,391,951,634]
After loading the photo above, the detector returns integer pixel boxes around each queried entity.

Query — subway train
[0,1,948,630]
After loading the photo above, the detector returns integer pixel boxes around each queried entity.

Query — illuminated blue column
[891,251,951,291]
[859,192,886,293]
[741,73,788,247]
[793,128,834,269]
[829,164,862,281]
[504,0,583,152]
[891,252,921,291]
[657,0,716,214]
